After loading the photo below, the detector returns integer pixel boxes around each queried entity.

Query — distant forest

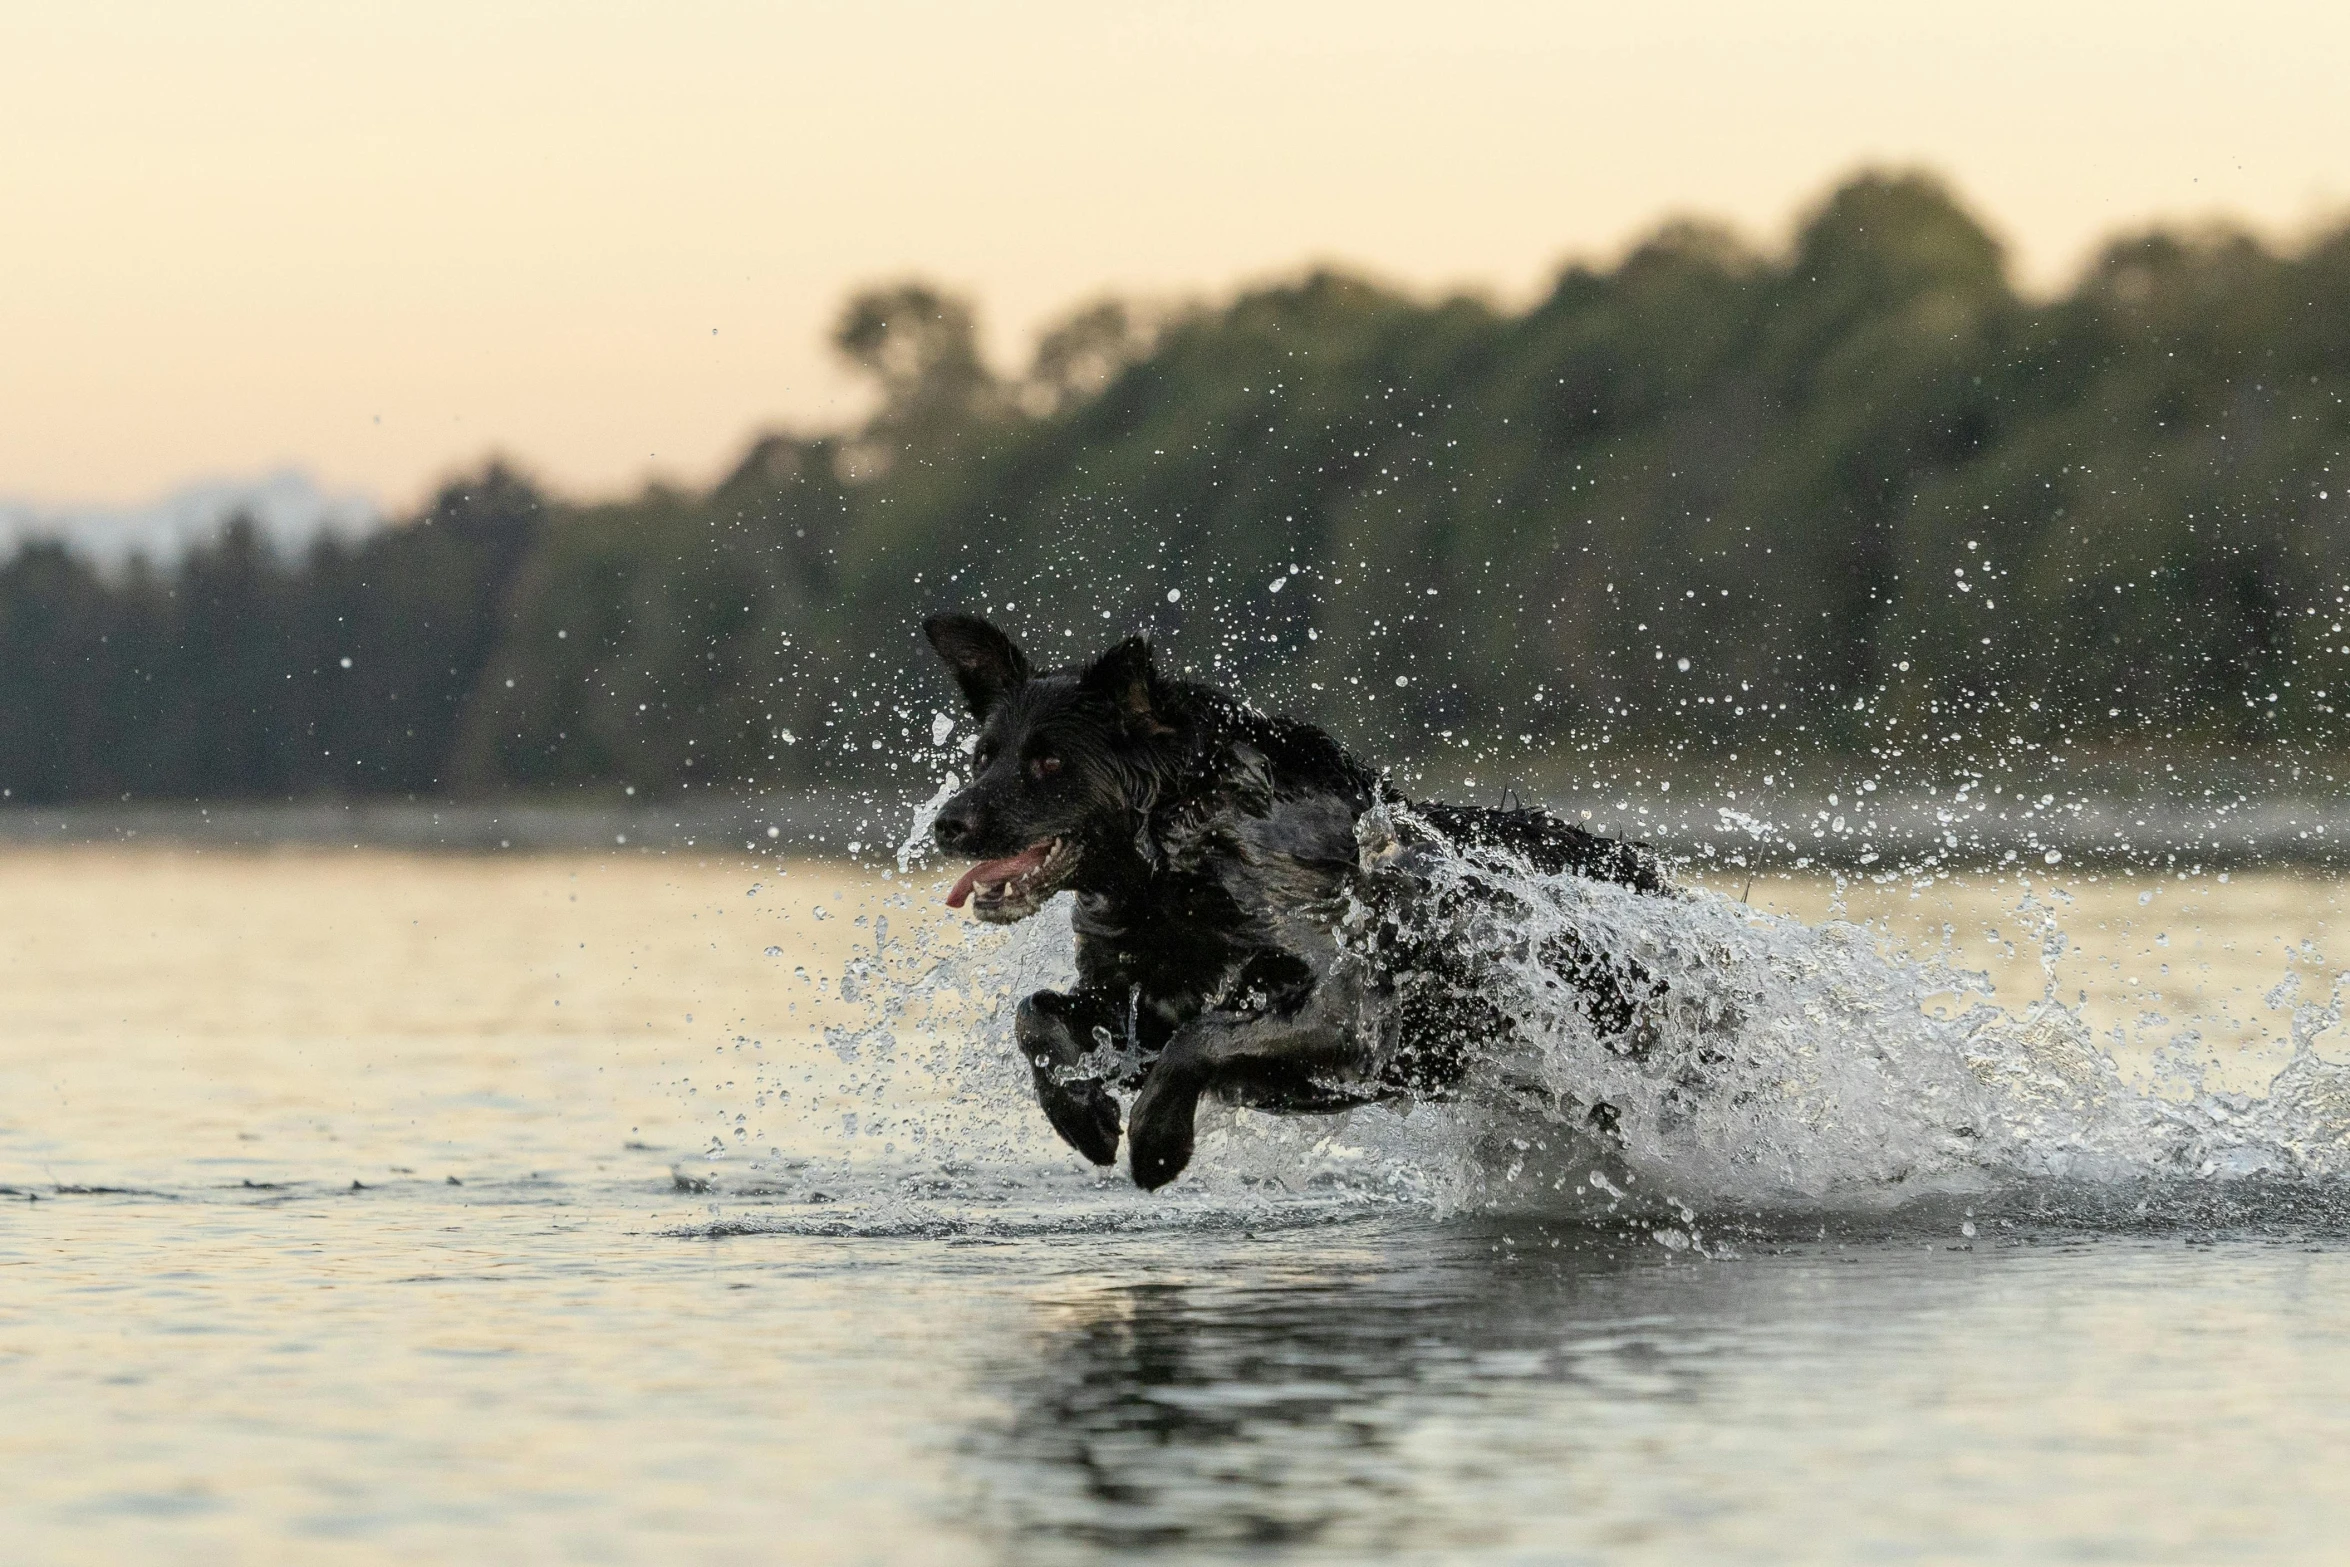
[5,170,2349,805]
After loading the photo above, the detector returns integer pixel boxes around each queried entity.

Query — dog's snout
[933,798,982,853]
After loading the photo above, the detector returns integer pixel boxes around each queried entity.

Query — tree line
[5,168,2348,806]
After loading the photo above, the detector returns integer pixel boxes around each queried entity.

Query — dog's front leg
[1126,1014,1356,1190]
[1014,990,1125,1166]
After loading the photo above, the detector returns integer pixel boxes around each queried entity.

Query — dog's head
[923,613,1171,922]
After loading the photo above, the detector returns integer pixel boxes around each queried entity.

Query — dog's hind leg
[1126,1014,1359,1190]
[1015,990,1125,1166]
[1535,929,1666,1054]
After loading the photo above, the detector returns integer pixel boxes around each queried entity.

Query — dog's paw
[1128,1139,1191,1192]
[1125,1074,1202,1191]
[1040,1080,1122,1167]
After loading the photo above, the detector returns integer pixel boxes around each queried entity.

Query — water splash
[694,823,2350,1240]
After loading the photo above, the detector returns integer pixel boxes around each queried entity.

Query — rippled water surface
[6,848,2350,1563]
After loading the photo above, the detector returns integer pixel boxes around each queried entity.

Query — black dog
[923,614,1666,1189]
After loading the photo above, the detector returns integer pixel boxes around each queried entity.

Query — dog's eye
[1029,756,1063,780]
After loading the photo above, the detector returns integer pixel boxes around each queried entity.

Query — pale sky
[5,0,2347,511]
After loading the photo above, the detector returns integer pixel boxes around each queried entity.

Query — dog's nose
[933,800,981,853]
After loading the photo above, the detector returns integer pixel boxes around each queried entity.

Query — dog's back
[1408,801,1664,894]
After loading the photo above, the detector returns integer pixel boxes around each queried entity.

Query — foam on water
[688,821,2350,1242]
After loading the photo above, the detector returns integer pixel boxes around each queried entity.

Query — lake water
[5,847,2349,1563]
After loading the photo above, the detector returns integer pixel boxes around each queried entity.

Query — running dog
[923,614,1667,1189]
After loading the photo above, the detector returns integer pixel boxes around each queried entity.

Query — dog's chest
[1076,790,1359,1022]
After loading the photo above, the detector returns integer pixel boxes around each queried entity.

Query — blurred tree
[833,283,1004,472]
[6,170,2349,803]
[1023,299,1158,416]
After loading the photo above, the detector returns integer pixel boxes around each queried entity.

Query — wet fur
[924,614,1667,1190]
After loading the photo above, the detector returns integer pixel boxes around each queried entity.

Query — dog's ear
[924,614,1031,719]
[1080,635,1173,736]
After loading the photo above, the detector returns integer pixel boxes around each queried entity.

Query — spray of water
[686,796,2350,1243]
[1392,825,2350,1218]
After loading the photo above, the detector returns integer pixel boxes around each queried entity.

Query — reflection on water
[971,1223,2350,1564]
[974,1231,1685,1554]
[5,848,2350,1562]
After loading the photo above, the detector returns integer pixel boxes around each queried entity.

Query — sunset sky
[6,0,2347,512]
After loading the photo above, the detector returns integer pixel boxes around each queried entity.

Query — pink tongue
[945,842,1052,908]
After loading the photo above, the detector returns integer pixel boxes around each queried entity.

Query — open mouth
[946,837,1077,922]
